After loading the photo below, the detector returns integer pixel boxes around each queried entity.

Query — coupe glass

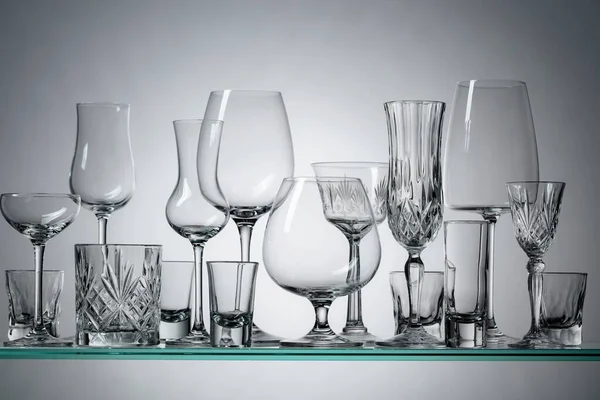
[263,177,381,347]
[70,102,135,244]
[311,161,387,345]
[376,100,445,348]
[202,90,294,345]
[1,193,80,346]
[165,119,229,345]
[443,80,539,345]
[506,181,565,349]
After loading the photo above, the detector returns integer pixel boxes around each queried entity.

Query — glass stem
[97,215,109,245]
[527,258,545,335]
[344,237,364,332]
[483,215,498,330]
[32,244,46,334]
[190,243,207,333]
[234,219,255,262]
[311,300,334,334]
[405,250,424,326]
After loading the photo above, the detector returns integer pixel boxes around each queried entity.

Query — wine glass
[202,90,294,345]
[443,80,539,345]
[311,161,387,346]
[262,177,381,347]
[506,181,565,349]
[165,119,229,345]
[1,193,80,347]
[69,102,135,244]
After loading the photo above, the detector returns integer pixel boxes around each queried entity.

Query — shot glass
[160,261,194,341]
[390,271,444,340]
[6,270,63,341]
[444,221,488,348]
[541,272,588,346]
[207,261,258,348]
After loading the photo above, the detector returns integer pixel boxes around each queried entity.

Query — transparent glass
[507,181,566,349]
[379,100,445,348]
[160,261,194,341]
[5,270,64,341]
[443,80,539,345]
[207,262,258,348]
[1,193,80,347]
[74,244,162,347]
[263,177,381,347]
[311,161,387,346]
[70,102,135,244]
[444,221,489,348]
[202,90,294,345]
[166,119,229,346]
[541,272,588,346]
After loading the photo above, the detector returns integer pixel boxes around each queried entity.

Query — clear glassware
[165,119,229,346]
[69,102,135,244]
[1,193,80,347]
[311,161,387,346]
[160,261,194,341]
[202,90,294,345]
[443,80,539,345]
[262,177,381,347]
[506,181,566,349]
[376,100,445,348]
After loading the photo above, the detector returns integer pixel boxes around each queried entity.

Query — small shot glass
[390,271,444,340]
[5,270,64,341]
[207,261,258,348]
[541,272,588,346]
[160,261,194,341]
[444,221,488,348]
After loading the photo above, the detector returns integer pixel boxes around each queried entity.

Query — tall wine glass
[165,119,229,345]
[202,90,294,345]
[311,161,387,346]
[1,193,80,347]
[443,80,539,345]
[263,177,381,347]
[70,102,135,244]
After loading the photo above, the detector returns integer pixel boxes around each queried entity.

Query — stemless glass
[70,102,135,244]
[311,161,387,345]
[1,193,80,346]
[166,119,229,346]
[202,90,294,345]
[443,80,539,345]
[263,177,381,347]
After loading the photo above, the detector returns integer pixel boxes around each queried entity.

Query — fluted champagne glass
[377,100,445,348]
[70,102,135,244]
[443,80,539,345]
[202,90,294,345]
[165,119,229,345]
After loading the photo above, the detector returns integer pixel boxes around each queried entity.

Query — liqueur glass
[507,181,566,349]
[70,102,135,244]
[263,177,381,347]
[1,193,80,347]
[312,161,387,345]
[443,80,539,345]
[377,100,445,348]
[202,90,294,345]
[166,119,229,345]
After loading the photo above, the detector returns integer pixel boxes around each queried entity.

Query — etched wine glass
[202,90,294,345]
[263,177,381,347]
[165,119,229,345]
[70,102,135,244]
[443,80,539,345]
[376,100,445,348]
[1,193,80,347]
[507,181,565,349]
[311,161,387,346]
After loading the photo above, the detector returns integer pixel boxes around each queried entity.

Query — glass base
[281,328,363,348]
[509,331,563,349]
[485,324,516,347]
[376,326,444,348]
[4,331,72,347]
[166,330,210,347]
[251,324,283,347]
[339,328,379,348]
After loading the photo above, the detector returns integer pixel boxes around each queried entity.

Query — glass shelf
[0,342,599,361]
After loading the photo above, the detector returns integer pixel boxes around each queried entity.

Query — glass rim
[1,193,80,200]
[209,89,282,96]
[282,176,363,183]
[542,272,588,277]
[444,220,490,226]
[172,118,224,124]
[456,79,527,88]
[311,161,388,168]
[74,244,163,248]
[506,180,566,186]
[384,100,446,106]
[206,261,259,267]
[77,102,130,108]
[389,270,443,276]
[5,269,64,274]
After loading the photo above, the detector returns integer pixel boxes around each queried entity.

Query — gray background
[0,0,599,398]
